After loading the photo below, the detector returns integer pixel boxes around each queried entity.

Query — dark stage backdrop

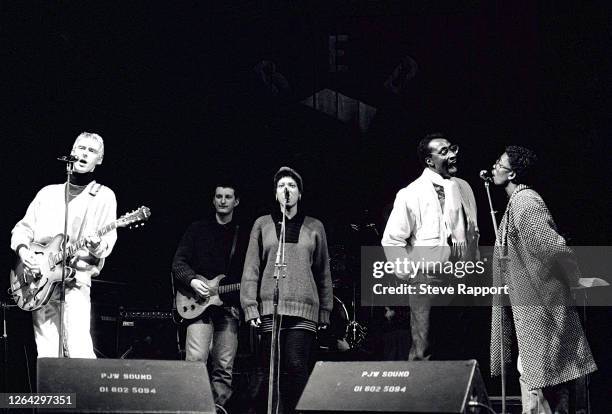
[2,0,610,409]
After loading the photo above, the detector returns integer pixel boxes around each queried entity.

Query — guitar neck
[218,283,240,294]
[52,222,118,264]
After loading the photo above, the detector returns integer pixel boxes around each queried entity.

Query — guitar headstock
[117,206,151,229]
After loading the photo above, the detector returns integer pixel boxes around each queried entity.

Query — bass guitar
[9,206,151,311]
[175,274,240,320]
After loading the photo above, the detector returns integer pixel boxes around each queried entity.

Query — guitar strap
[226,224,239,272]
[72,181,103,267]
[224,224,240,319]
[88,182,103,196]
[76,181,101,240]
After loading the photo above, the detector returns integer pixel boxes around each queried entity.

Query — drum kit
[319,243,368,353]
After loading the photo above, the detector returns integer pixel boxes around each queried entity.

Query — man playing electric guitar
[10,132,117,358]
[172,183,247,412]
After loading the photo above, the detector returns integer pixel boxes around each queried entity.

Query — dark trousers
[407,272,474,361]
[250,329,315,414]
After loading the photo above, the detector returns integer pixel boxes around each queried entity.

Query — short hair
[214,183,239,199]
[505,145,538,184]
[73,132,104,163]
[417,132,446,167]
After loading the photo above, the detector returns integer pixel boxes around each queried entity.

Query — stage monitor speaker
[37,357,215,413]
[296,360,489,413]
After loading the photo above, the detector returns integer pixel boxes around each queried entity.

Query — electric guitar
[175,274,240,320]
[9,206,151,311]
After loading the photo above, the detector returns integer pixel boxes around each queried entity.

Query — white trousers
[32,284,96,358]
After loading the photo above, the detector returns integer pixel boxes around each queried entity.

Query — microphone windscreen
[479,170,492,181]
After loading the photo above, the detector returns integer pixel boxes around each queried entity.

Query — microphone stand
[483,177,507,414]
[267,199,287,414]
[57,157,76,358]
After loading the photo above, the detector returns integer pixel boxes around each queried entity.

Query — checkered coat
[490,185,597,389]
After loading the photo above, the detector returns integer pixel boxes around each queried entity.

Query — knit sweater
[240,214,333,325]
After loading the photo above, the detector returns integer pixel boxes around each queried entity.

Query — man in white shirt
[382,132,479,360]
[11,132,117,358]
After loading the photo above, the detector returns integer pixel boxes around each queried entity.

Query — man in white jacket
[11,132,117,358]
[382,132,479,360]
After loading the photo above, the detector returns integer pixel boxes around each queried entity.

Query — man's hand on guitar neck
[85,235,108,257]
[190,277,211,299]
[18,246,42,275]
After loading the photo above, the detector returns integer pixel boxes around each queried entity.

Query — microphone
[57,155,79,163]
[284,188,290,204]
[479,170,493,182]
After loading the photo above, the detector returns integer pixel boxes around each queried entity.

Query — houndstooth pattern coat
[490,185,597,389]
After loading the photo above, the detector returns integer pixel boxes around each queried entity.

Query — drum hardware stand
[344,217,373,350]
[346,279,367,349]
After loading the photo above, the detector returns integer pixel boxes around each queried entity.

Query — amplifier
[92,306,179,359]
[116,308,179,360]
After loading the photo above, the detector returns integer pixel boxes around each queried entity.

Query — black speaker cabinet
[91,304,120,358]
[116,309,179,360]
[91,306,179,359]
[296,360,489,413]
[37,357,215,413]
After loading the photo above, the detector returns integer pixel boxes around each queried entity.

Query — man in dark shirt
[173,184,246,411]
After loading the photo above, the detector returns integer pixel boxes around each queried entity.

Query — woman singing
[241,166,333,413]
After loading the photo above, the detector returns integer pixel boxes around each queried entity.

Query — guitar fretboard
[50,222,118,265]
[219,283,240,294]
